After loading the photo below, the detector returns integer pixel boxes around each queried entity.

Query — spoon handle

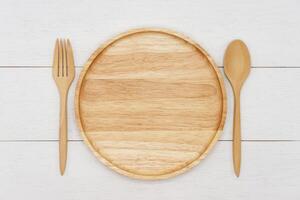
[233,91,241,177]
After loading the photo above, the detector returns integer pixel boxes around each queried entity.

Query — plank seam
[0,139,299,142]
[0,66,300,68]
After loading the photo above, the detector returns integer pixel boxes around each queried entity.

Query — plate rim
[75,28,227,180]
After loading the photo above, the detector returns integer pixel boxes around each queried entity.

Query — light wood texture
[1,141,300,200]
[53,39,75,175]
[75,29,226,179]
[224,40,251,177]
[1,68,300,141]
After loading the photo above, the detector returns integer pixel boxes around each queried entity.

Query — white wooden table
[0,0,299,199]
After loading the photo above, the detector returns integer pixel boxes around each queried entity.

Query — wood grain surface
[1,68,299,141]
[75,29,226,179]
[1,1,300,199]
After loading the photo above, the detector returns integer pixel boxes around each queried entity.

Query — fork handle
[59,91,68,175]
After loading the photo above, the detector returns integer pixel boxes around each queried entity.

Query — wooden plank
[0,141,299,199]
[0,0,299,66]
[0,67,299,141]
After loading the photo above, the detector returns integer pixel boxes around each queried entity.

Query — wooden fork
[53,39,75,175]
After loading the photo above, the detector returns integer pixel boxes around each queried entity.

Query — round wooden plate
[75,29,226,180]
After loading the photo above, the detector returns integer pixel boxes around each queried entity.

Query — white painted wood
[0,141,299,199]
[0,68,299,140]
[0,1,299,198]
[0,0,299,66]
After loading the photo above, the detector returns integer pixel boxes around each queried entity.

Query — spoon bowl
[224,40,250,90]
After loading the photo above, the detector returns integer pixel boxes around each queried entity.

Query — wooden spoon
[224,40,250,177]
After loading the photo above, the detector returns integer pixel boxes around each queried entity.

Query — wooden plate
[75,29,226,180]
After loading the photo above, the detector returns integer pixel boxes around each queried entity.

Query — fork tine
[53,39,59,77]
[62,39,67,77]
[66,39,75,77]
[58,39,63,76]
